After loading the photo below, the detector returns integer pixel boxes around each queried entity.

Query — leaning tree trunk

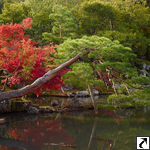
[0,50,91,102]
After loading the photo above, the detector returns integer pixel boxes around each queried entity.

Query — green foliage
[56,0,85,9]
[111,0,149,29]
[71,0,150,57]
[107,86,150,108]
[0,2,30,23]
[95,62,137,78]
[72,1,116,35]
[62,73,88,90]
[0,0,24,14]
[98,30,150,56]
[42,5,78,44]
[56,35,138,90]
[107,75,150,108]
[0,20,4,25]
[62,63,104,89]
[126,76,150,85]
[0,0,4,14]
[24,0,54,44]
[55,37,94,63]
[56,35,150,107]
[0,0,149,57]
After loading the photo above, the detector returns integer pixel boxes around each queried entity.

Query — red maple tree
[0,18,70,96]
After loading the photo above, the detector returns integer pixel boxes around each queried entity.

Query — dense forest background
[0,0,150,58]
[1,0,150,102]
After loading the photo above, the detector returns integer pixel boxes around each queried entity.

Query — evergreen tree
[72,1,116,35]
[0,1,30,23]
[56,35,150,108]
[42,5,78,44]
[97,30,150,56]
[24,0,54,45]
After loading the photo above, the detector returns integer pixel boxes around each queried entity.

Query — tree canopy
[0,18,69,97]
[56,35,150,107]
[42,5,78,44]
[72,0,150,57]
[0,1,29,23]
[56,35,136,87]
[0,0,150,108]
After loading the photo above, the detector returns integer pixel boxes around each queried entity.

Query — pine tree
[56,35,150,108]
[42,5,78,44]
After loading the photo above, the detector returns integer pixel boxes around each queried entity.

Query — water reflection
[30,95,109,107]
[0,97,150,150]
[0,113,76,150]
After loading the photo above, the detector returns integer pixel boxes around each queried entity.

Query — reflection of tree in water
[88,117,116,150]
[100,108,134,125]
[6,120,75,149]
[99,108,122,125]
[114,108,133,118]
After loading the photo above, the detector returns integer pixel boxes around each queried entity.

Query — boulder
[141,62,146,70]
[0,99,11,113]
[147,65,150,70]
[62,84,73,91]
[51,100,59,107]
[27,107,39,115]
[92,89,99,95]
[76,91,90,97]
[139,69,149,77]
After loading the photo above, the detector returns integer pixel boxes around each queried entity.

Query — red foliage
[7,120,75,148]
[0,18,70,96]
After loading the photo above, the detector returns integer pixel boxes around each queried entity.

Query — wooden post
[88,84,99,115]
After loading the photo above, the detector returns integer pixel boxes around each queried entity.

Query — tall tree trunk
[0,50,91,102]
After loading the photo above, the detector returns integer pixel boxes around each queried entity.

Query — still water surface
[0,96,150,150]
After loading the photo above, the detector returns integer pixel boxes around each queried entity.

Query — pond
[0,96,150,150]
